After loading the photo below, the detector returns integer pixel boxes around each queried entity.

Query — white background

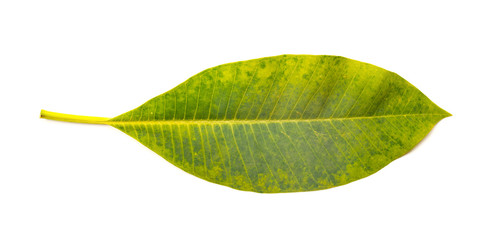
[1,1,486,239]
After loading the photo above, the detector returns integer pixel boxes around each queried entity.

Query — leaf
[41,55,451,193]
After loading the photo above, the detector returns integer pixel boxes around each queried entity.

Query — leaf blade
[109,55,450,193]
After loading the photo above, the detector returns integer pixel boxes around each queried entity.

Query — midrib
[109,113,449,125]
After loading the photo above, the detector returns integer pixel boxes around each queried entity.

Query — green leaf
[41,55,450,193]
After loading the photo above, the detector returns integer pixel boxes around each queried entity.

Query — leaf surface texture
[108,55,450,193]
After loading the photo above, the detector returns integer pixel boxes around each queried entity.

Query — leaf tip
[442,109,452,118]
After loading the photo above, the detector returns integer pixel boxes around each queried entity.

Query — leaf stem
[40,110,110,124]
